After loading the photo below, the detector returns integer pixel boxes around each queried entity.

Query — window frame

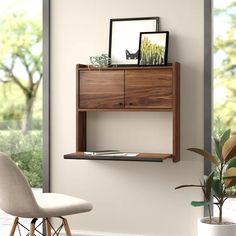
[43,0,50,193]
[204,0,212,216]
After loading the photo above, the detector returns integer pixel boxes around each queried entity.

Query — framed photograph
[138,31,169,66]
[108,17,159,66]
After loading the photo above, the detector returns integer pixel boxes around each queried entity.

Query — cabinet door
[79,71,124,109]
[125,69,173,109]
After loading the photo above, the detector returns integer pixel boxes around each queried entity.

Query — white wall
[51,0,204,235]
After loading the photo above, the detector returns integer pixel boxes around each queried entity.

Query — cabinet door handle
[129,103,133,106]
[119,103,123,106]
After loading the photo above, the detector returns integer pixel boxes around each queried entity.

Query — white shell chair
[0,152,93,236]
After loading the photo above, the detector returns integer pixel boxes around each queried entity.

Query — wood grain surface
[125,69,173,108]
[79,71,124,108]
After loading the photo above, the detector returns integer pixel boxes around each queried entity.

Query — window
[0,0,49,234]
[212,0,236,219]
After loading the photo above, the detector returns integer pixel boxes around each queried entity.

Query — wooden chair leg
[9,217,18,236]
[62,218,72,236]
[29,218,37,236]
[45,218,51,236]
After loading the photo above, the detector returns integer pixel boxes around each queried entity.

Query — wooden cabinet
[65,63,180,162]
[79,68,174,110]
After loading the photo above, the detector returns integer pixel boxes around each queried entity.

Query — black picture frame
[138,31,169,66]
[108,17,159,67]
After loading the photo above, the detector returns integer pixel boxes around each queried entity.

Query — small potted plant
[89,54,111,69]
[175,129,236,236]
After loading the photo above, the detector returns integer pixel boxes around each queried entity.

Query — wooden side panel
[76,65,87,151]
[79,71,124,108]
[76,111,86,152]
[125,69,173,108]
[172,63,180,162]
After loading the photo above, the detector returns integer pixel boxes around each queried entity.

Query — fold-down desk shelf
[64,152,172,162]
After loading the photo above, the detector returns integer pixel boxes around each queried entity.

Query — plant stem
[218,157,224,223]
[208,205,212,223]
[219,203,223,223]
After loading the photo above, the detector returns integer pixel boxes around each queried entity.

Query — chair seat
[34,193,93,218]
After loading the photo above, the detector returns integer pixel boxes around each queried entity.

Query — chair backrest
[0,152,40,217]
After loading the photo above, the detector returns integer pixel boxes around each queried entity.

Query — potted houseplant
[176,129,236,236]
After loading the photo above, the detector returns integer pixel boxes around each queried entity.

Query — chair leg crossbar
[9,216,72,236]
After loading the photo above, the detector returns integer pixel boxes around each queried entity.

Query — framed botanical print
[138,31,169,66]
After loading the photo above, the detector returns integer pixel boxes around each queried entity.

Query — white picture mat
[110,19,158,65]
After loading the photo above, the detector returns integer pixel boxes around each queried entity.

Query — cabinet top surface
[77,62,180,71]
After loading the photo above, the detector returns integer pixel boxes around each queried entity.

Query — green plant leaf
[226,156,236,169]
[213,129,231,160]
[191,201,210,207]
[205,171,214,200]
[187,148,218,165]
[212,178,221,198]
[220,129,231,149]
[222,136,236,161]
[214,138,221,160]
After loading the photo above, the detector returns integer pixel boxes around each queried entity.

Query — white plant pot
[198,217,236,236]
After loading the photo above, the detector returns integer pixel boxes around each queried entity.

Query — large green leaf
[214,129,231,160]
[205,171,214,200]
[187,148,218,165]
[212,178,221,198]
[226,156,236,169]
[214,138,221,160]
[220,129,231,150]
[191,201,210,207]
